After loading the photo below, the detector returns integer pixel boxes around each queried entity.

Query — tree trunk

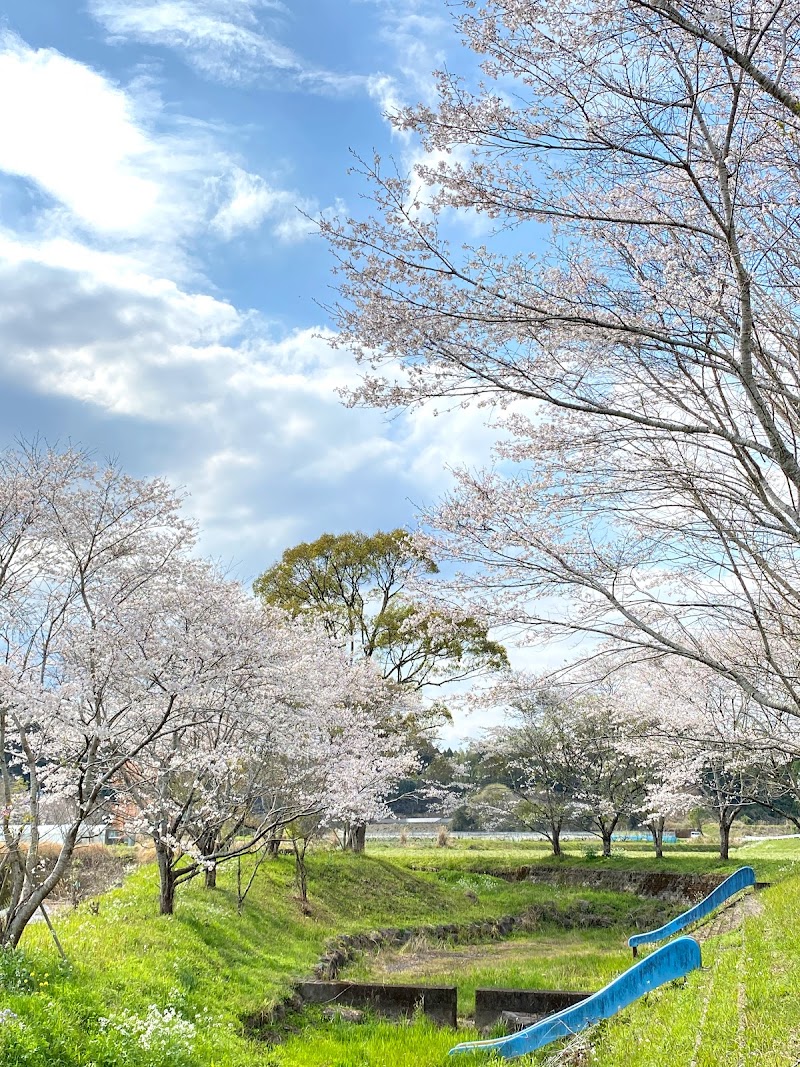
[650,817,665,859]
[596,814,619,858]
[292,839,309,906]
[267,835,282,858]
[0,849,25,940]
[5,892,43,948]
[550,822,562,857]
[198,829,218,888]
[156,842,177,916]
[719,819,732,861]
[344,823,367,853]
[3,826,81,948]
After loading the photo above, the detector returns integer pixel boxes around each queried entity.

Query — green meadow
[0,837,796,1066]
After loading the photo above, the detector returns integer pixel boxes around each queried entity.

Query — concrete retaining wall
[297,980,457,1027]
[474,988,590,1029]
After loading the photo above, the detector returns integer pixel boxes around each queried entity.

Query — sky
[0,1,560,737]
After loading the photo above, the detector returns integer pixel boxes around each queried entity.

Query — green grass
[265,1014,466,1067]
[0,838,796,1066]
[341,924,633,1015]
[0,849,667,1066]
[260,842,800,1067]
[584,873,800,1067]
[249,838,800,1067]
[371,836,800,883]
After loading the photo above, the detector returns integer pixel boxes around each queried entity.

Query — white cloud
[0,14,512,622]
[401,402,509,496]
[89,0,363,93]
[211,169,281,237]
[366,73,406,127]
[0,31,325,263]
[211,167,316,242]
[0,221,509,589]
[0,234,241,415]
[298,436,397,481]
[367,3,451,105]
[0,32,164,236]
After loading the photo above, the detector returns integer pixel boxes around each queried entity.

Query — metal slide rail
[448,936,702,1060]
[628,866,756,954]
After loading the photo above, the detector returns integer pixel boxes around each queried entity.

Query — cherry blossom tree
[472,672,648,855]
[323,0,800,722]
[577,667,697,857]
[267,655,419,904]
[0,444,419,931]
[616,658,773,858]
[0,443,196,945]
[476,688,583,856]
[114,559,415,914]
[738,720,800,830]
[256,531,506,851]
[562,698,648,857]
[114,570,315,915]
[624,725,696,858]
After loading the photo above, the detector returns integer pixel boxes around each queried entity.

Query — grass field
[256,841,800,1067]
[340,924,634,1015]
[370,834,800,883]
[0,837,795,1066]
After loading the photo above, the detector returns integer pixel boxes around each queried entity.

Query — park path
[692,890,763,943]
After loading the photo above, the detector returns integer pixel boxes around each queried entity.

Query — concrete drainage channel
[295,979,591,1030]
[244,914,541,1040]
[245,911,595,1040]
[246,870,768,1040]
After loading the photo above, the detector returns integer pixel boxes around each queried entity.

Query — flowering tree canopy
[0,444,416,930]
[323,0,800,720]
[614,658,779,857]
[119,576,412,913]
[0,443,195,943]
[474,687,585,855]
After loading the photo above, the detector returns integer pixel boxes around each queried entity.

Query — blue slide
[448,936,702,1059]
[628,866,755,954]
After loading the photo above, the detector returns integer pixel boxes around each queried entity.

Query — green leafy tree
[254,530,508,849]
[254,529,507,690]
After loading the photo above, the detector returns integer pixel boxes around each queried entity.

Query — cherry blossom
[323,0,800,723]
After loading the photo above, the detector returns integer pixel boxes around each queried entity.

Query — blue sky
[0,0,511,581]
[0,1,577,738]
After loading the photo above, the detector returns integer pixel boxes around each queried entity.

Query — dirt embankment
[497,867,731,902]
[692,890,763,941]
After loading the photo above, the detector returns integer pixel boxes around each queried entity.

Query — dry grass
[0,842,140,904]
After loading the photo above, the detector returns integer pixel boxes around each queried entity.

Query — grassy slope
[258,839,800,1067]
[0,838,795,1066]
[0,850,667,1067]
[588,840,800,1067]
